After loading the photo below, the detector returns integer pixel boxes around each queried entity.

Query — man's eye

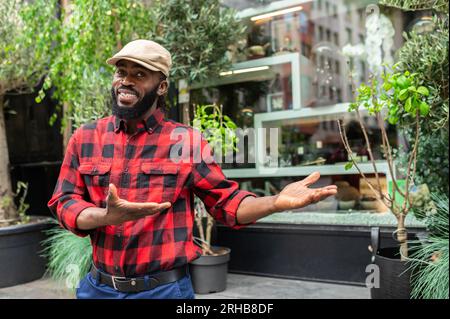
[116,69,125,76]
[136,72,145,77]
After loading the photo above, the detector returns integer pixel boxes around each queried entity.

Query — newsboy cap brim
[106,56,166,76]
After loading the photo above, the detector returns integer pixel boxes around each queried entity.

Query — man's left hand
[272,172,338,212]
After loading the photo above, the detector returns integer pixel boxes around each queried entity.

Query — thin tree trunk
[62,104,72,153]
[397,213,408,260]
[0,95,17,222]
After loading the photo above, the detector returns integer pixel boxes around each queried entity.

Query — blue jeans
[76,272,196,299]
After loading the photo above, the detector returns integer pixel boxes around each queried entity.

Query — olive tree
[38,0,153,149]
[0,0,58,224]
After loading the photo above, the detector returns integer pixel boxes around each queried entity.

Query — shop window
[190,1,414,226]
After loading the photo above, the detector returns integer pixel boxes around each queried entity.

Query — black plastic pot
[370,227,412,299]
[0,217,54,288]
[189,246,231,294]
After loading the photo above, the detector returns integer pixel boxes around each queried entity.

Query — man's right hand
[104,183,171,225]
[76,183,172,230]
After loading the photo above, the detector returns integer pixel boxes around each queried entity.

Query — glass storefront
[190,0,425,227]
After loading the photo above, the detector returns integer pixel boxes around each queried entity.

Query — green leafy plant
[394,14,449,195]
[339,65,433,259]
[191,104,239,256]
[38,0,153,131]
[348,67,431,124]
[192,104,239,157]
[408,194,448,299]
[41,220,92,292]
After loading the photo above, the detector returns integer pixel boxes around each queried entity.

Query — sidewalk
[0,273,369,299]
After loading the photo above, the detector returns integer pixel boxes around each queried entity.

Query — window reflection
[262,113,398,168]
[191,62,294,125]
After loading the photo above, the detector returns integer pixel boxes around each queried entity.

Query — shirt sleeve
[191,135,257,229]
[47,130,96,237]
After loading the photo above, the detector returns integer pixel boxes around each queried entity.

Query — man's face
[112,60,163,108]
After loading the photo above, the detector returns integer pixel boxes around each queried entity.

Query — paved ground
[0,273,369,299]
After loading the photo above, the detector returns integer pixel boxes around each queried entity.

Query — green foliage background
[151,0,246,84]
[39,0,153,129]
[395,16,449,195]
[0,0,58,96]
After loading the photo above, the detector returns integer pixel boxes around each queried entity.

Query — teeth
[119,92,136,98]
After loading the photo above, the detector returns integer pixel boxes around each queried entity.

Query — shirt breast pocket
[137,162,181,203]
[78,162,112,189]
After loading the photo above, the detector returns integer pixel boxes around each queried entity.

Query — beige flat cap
[106,39,172,77]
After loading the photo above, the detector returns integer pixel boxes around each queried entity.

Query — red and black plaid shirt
[48,107,256,277]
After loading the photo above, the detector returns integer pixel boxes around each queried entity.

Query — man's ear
[157,79,169,96]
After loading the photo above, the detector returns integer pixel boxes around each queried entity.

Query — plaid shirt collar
[113,106,165,134]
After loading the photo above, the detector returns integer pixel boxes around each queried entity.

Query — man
[48,40,337,299]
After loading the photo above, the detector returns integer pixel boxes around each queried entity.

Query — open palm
[273,172,337,212]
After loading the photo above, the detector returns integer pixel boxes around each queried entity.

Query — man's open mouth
[117,88,139,105]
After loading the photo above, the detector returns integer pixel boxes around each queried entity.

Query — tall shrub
[0,0,58,224]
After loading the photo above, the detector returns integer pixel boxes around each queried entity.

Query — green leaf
[344,162,353,171]
[396,75,410,89]
[417,86,429,96]
[398,89,409,101]
[383,82,392,91]
[405,97,412,113]
[419,102,430,116]
[388,115,398,124]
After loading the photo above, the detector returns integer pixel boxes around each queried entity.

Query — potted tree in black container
[338,64,433,298]
[0,0,56,288]
[188,104,238,294]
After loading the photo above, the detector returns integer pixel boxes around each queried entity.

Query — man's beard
[111,84,159,120]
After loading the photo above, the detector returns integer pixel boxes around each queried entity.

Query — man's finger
[322,185,338,192]
[125,201,172,213]
[300,171,321,186]
[108,183,119,202]
[317,188,337,200]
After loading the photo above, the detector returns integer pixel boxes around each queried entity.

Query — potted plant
[337,63,433,298]
[0,0,57,288]
[188,103,238,294]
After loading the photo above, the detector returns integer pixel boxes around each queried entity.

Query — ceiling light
[250,6,303,21]
[220,66,269,77]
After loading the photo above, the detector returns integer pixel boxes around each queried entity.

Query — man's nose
[121,75,135,87]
